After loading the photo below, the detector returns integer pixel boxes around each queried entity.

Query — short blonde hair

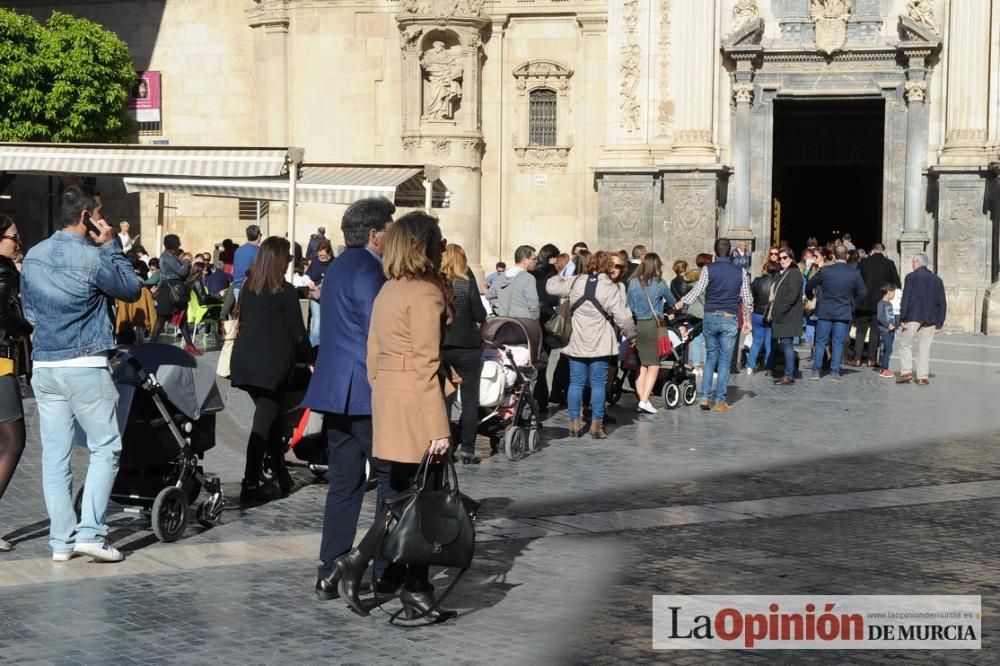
[441,243,469,282]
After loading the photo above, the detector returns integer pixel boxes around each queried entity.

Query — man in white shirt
[117,221,136,253]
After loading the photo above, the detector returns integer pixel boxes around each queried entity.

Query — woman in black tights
[0,215,33,552]
[229,237,314,504]
[149,234,201,356]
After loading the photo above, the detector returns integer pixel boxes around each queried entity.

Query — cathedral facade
[5,0,1000,331]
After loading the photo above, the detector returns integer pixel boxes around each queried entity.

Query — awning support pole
[156,192,165,253]
[287,163,298,280]
[424,178,432,211]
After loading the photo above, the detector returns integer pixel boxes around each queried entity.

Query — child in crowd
[877,283,897,379]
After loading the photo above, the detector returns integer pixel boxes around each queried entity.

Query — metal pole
[424,178,432,211]
[156,192,165,252]
[287,164,298,281]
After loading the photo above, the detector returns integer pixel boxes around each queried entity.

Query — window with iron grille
[528,89,557,147]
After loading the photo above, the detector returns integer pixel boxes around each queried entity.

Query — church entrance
[770,98,885,255]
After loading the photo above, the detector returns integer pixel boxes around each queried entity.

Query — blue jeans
[702,312,739,403]
[812,319,850,374]
[880,329,895,370]
[747,313,773,370]
[32,367,123,554]
[309,299,321,348]
[568,356,610,421]
[772,337,797,379]
[689,333,705,367]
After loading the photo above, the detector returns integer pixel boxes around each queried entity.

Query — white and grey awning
[0,143,302,178]
[123,164,450,208]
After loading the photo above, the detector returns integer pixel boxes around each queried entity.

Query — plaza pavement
[0,333,998,664]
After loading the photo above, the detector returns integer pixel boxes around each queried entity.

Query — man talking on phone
[21,185,143,563]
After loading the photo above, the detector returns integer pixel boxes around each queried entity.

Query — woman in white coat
[547,251,636,439]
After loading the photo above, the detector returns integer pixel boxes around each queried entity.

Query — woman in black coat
[231,236,314,503]
[531,243,560,411]
[768,248,804,385]
[0,215,32,553]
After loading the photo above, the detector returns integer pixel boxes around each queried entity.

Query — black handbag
[380,454,477,569]
[376,453,479,623]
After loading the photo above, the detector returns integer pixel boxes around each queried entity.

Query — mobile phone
[82,211,101,238]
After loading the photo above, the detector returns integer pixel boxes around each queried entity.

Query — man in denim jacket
[21,185,143,563]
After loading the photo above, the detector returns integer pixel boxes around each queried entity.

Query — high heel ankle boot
[275,464,293,498]
[399,586,458,623]
[334,548,372,616]
[568,419,582,438]
[590,419,607,440]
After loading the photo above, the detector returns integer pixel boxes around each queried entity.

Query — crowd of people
[0,187,950,625]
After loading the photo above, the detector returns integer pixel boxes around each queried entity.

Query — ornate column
[941,0,992,163]
[397,1,489,272]
[669,0,716,158]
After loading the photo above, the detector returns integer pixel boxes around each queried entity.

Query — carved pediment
[898,15,940,45]
[512,60,573,80]
[722,17,764,48]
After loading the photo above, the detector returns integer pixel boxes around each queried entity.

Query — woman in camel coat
[333,211,458,624]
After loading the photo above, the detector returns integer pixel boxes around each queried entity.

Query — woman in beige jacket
[547,251,636,438]
[334,211,458,623]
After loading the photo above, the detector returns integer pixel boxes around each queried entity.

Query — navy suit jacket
[805,262,867,322]
[900,267,947,328]
[302,247,385,415]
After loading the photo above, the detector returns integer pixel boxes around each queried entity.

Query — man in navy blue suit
[805,244,867,380]
[304,197,395,600]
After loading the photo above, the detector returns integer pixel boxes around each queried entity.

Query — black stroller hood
[112,343,225,420]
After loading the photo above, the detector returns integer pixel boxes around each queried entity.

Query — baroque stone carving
[513,138,574,169]
[619,0,641,133]
[732,83,754,105]
[657,0,672,135]
[668,186,715,262]
[431,138,451,156]
[512,59,573,97]
[811,0,852,55]
[399,0,487,19]
[610,188,647,234]
[674,130,713,144]
[906,0,937,34]
[946,129,988,143]
[728,0,760,38]
[904,80,927,104]
[421,41,464,120]
[400,26,423,52]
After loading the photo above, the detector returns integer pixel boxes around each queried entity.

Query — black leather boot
[334,548,372,616]
[399,587,458,623]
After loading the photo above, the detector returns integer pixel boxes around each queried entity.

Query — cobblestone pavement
[0,333,998,664]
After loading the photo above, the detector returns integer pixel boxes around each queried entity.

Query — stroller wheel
[503,427,526,462]
[662,382,681,410]
[151,486,189,543]
[526,427,542,453]
[680,380,698,406]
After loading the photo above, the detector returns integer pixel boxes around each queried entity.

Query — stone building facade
[3,0,1000,331]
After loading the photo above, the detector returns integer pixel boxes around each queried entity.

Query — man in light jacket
[487,245,540,319]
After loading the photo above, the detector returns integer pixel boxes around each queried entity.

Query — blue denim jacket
[627,277,676,320]
[22,231,143,361]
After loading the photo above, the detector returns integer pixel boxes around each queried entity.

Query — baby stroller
[613,318,702,410]
[470,317,545,461]
[78,344,226,543]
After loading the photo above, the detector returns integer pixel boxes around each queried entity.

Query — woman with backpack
[547,251,636,439]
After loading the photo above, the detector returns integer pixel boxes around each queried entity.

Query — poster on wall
[127,71,161,122]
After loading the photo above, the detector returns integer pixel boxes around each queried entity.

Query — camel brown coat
[367,277,452,464]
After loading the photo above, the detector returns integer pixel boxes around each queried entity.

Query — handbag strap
[639,281,662,324]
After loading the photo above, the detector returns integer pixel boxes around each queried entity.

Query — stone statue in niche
[906,0,938,33]
[421,41,464,120]
[728,0,760,37]
[811,0,852,55]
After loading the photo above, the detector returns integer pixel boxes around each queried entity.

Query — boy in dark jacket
[876,283,897,378]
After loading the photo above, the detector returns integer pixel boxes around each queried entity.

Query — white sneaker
[72,541,124,563]
[0,537,12,552]
[52,551,74,562]
[637,400,658,414]
[746,368,753,376]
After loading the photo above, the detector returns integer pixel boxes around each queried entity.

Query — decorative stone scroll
[904,80,927,104]
[811,0,852,55]
[619,0,641,132]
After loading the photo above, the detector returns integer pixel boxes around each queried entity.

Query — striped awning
[0,143,302,178]
[123,164,450,207]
